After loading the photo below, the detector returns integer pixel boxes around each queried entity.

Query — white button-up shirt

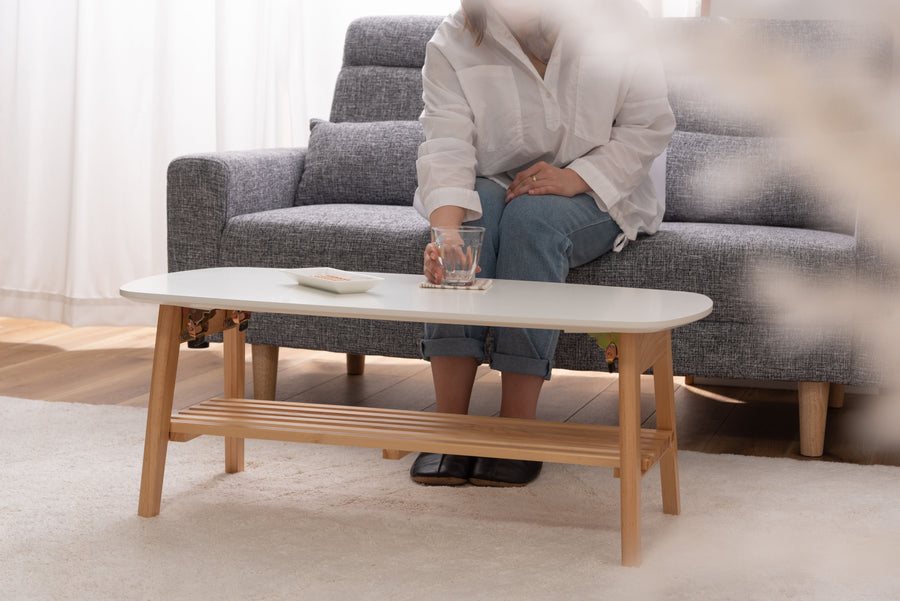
[414,1,676,250]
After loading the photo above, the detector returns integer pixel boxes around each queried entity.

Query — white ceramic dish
[281,268,384,294]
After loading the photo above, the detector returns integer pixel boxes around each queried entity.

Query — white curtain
[0,0,685,327]
[0,0,457,326]
[641,0,701,17]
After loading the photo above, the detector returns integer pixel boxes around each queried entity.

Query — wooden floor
[2,316,898,466]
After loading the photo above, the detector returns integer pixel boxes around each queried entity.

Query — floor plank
[536,370,617,423]
[363,364,493,413]
[1,317,897,467]
[286,355,430,407]
[701,398,800,458]
[566,374,658,428]
[645,383,737,453]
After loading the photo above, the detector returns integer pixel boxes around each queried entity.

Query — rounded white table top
[120,267,712,334]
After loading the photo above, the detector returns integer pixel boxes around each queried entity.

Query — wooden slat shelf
[170,398,674,472]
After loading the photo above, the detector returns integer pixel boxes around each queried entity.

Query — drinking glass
[431,226,485,287]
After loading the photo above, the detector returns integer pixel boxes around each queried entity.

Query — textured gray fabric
[855,216,900,286]
[332,16,894,131]
[328,16,441,122]
[654,19,894,137]
[295,120,424,206]
[245,313,425,360]
[851,216,900,387]
[673,319,850,383]
[220,202,430,359]
[167,149,306,273]
[330,66,425,123]
[568,222,856,325]
[342,16,443,68]
[665,131,855,234]
[851,333,887,388]
[220,208,854,343]
[219,204,429,272]
[244,313,848,384]
[166,16,889,387]
[556,321,849,384]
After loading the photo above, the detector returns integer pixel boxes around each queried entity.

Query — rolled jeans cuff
[490,351,553,381]
[420,337,486,363]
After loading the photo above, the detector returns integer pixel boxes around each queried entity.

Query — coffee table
[120,267,712,567]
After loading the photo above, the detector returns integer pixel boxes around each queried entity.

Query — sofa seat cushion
[221,209,855,328]
[219,204,430,272]
[568,222,857,325]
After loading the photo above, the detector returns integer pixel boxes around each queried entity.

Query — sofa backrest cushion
[330,16,443,123]
[655,18,894,137]
[333,16,892,131]
[665,130,855,233]
[296,119,424,206]
[655,18,891,234]
[324,16,891,231]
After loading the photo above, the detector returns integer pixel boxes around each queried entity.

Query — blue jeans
[421,177,622,380]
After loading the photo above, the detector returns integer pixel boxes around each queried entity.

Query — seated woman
[412,0,675,486]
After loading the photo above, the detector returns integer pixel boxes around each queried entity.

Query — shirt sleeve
[416,43,483,223]
[567,45,675,213]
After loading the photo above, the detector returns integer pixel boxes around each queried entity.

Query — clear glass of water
[431,226,485,286]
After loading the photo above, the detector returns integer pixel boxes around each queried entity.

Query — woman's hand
[506,161,590,202]
[423,242,443,284]
[425,206,468,284]
[424,235,481,284]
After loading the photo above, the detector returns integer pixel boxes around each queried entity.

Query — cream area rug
[3,396,899,601]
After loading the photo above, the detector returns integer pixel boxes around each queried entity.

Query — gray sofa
[167,16,893,457]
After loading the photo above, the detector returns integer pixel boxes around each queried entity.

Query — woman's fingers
[423,243,442,284]
[508,166,588,200]
[510,175,555,200]
[527,185,557,196]
[507,177,536,201]
[507,165,533,200]
[507,162,553,201]
[424,241,482,283]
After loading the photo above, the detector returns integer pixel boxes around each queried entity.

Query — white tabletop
[120,267,712,334]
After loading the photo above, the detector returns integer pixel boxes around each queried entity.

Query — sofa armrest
[167,148,306,273]
[855,213,900,286]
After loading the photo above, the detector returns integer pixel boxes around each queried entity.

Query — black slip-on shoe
[469,457,543,487]
[410,452,477,486]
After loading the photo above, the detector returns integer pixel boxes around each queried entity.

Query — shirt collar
[484,5,564,87]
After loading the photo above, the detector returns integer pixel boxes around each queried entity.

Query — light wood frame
[137,304,682,567]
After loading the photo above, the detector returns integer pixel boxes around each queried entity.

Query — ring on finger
[532,175,537,183]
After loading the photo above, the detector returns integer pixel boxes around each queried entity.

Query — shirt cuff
[422,187,483,223]
[567,157,618,213]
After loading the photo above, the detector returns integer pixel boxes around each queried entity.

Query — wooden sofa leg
[347,353,366,376]
[828,384,846,409]
[252,344,279,400]
[798,382,829,457]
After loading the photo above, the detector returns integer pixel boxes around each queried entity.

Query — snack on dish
[281,267,384,294]
[313,274,351,282]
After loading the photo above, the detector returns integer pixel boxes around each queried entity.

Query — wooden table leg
[138,305,182,517]
[224,326,246,473]
[653,330,681,516]
[617,333,643,567]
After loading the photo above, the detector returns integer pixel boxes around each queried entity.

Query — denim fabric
[421,177,623,379]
